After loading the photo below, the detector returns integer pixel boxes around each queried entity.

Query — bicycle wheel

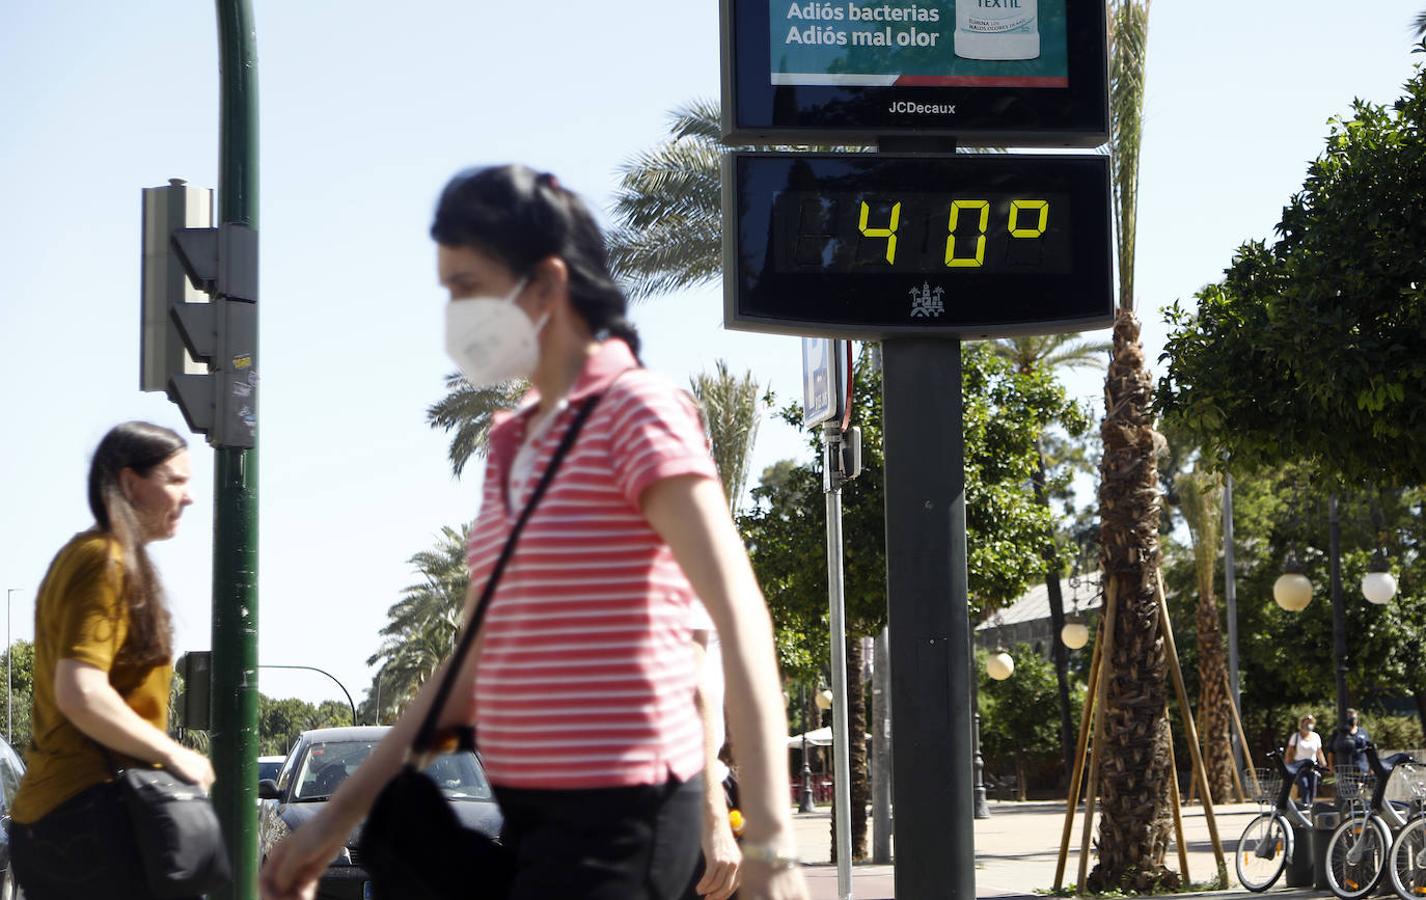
[1237,812,1291,892]
[1326,814,1391,899]
[1390,817,1426,899]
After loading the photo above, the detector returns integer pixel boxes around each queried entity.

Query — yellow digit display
[1009,200,1050,238]
[945,200,990,268]
[859,200,901,264]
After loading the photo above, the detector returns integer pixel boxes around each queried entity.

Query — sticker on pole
[802,337,843,428]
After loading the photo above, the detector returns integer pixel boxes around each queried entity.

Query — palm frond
[1108,0,1151,311]
[425,374,527,477]
[1415,10,1426,35]
[607,101,725,301]
[689,360,763,517]
[668,97,724,143]
[990,333,1112,374]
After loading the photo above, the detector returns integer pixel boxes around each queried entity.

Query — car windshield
[292,741,493,802]
[257,760,284,783]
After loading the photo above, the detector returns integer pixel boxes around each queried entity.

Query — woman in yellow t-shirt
[10,421,215,900]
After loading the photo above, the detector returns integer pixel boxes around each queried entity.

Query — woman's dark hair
[87,421,186,667]
[430,165,641,356]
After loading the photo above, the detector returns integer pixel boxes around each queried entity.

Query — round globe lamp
[1274,572,1314,612]
[987,651,1015,681]
[1060,621,1090,650]
[815,688,834,710]
[1362,570,1397,605]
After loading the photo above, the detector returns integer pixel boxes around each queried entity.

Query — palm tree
[689,360,763,517]
[1086,0,1182,892]
[991,335,1108,785]
[1176,468,1235,803]
[1415,10,1426,35]
[426,375,527,478]
[365,525,471,722]
[607,98,724,303]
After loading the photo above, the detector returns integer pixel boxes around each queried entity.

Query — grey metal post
[1223,473,1242,768]
[882,339,975,900]
[823,422,854,900]
[872,627,893,863]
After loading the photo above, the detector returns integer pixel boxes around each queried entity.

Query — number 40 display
[858,198,1052,268]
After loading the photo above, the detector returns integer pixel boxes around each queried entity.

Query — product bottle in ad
[954,0,1040,60]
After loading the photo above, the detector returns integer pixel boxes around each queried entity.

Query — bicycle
[1236,749,1330,892]
[1323,743,1417,899]
[1388,759,1426,899]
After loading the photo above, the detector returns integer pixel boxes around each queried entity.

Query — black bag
[113,764,232,898]
[359,395,601,900]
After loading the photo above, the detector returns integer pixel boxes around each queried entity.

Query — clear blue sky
[2,2,1422,707]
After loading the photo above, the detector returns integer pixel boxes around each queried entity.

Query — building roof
[975,571,1103,631]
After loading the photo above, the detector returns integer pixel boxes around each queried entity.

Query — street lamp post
[972,667,990,819]
[799,685,815,812]
[1273,493,1397,749]
[259,665,357,726]
[1329,495,1351,734]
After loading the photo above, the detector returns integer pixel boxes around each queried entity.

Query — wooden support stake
[1228,746,1247,804]
[1077,579,1119,897]
[1157,571,1229,888]
[1054,625,1105,891]
[1165,708,1191,881]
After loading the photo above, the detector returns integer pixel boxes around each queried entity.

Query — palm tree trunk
[1196,593,1235,801]
[1033,445,1077,785]
[1088,310,1180,893]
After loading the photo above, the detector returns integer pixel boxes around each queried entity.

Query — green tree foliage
[978,646,1085,798]
[1158,49,1426,486]
[258,695,353,757]
[0,641,34,753]
[1159,467,1426,753]
[739,344,1085,672]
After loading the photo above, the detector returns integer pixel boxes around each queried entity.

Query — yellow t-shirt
[11,532,173,823]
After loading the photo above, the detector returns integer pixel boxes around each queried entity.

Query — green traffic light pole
[211,2,259,899]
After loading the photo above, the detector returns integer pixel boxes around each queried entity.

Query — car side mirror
[258,779,282,801]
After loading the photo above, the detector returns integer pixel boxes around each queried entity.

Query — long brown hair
[87,422,186,668]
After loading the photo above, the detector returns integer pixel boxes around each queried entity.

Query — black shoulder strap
[412,394,601,755]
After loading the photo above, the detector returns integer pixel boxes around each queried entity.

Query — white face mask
[443,278,547,388]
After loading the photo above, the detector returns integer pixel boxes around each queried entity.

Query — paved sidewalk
[790,799,1292,900]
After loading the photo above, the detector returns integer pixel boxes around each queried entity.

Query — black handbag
[108,757,232,898]
[360,394,601,900]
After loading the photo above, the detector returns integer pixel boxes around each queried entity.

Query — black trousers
[495,774,703,900]
[10,782,196,900]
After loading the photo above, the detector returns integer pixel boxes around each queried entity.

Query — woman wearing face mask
[260,165,807,900]
[1286,714,1327,807]
[10,422,214,899]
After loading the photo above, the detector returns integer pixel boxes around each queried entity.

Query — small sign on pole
[802,337,844,428]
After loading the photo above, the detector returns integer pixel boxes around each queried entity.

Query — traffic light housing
[176,650,213,731]
[140,179,258,448]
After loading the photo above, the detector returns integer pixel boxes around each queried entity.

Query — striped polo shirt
[466,339,720,789]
